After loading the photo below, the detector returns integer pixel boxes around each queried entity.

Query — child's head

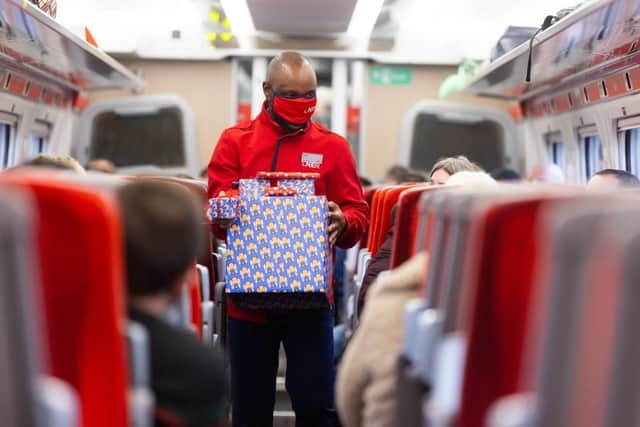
[118,181,204,299]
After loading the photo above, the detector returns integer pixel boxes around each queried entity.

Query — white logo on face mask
[301,152,323,169]
[304,106,316,114]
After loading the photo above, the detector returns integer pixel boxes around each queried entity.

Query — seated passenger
[336,170,496,427]
[429,155,480,185]
[587,169,640,190]
[357,161,481,314]
[337,253,428,427]
[527,163,565,184]
[383,165,409,184]
[118,181,227,427]
[87,158,116,174]
[15,154,85,173]
[404,170,428,183]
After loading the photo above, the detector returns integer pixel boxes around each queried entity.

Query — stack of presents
[208,172,332,309]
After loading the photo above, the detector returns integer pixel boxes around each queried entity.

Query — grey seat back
[606,222,640,427]
[533,201,631,427]
[0,189,46,427]
[126,321,154,427]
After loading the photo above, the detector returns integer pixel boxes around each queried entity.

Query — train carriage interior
[7,0,640,426]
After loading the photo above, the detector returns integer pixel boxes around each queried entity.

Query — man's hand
[327,201,346,246]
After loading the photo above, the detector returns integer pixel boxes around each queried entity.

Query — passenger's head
[491,168,522,181]
[429,156,480,185]
[18,154,85,174]
[447,171,498,189]
[87,159,116,174]
[383,165,409,184]
[404,170,428,183]
[263,51,317,129]
[359,176,373,188]
[527,164,565,184]
[587,169,640,190]
[118,182,203,300]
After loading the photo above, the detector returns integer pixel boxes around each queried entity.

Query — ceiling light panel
[246,0,358,36]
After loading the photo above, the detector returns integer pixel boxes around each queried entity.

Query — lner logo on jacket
[207,105,369,322]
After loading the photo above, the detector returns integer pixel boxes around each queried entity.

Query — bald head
[267,52,313,80]
[263,52,317,104]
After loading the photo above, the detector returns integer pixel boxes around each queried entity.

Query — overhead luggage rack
[464,0,640,102]
[0,0,142,92]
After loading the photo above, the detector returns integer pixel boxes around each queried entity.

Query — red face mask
[271,94,317,127]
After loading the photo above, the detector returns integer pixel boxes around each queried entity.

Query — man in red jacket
[208,52,368,426]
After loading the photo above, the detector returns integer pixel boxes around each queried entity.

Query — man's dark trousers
[228,309,336,427]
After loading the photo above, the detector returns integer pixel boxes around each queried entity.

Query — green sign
[369,66,412,86]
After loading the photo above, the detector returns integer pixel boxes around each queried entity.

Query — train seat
[442,191,577,427]
[390,185,434,269]
[196,265,216,346]
[358,186,378,250]
[396,188,469,427]
[603,209,640,427]
[414,191,481,385]
[0,171,129,427]
[365,188,385,253]
[0,189,76,427]
[497,198,640,427]
[370,185,414,256]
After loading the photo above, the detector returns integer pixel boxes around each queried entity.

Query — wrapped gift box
[207,197,240,220]
[220,172,331,309]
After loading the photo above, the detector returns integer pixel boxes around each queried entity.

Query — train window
[408,112,505,172]
[28,120,51,158]
[89,106,185,168]
[578,125,603,180]
[617,116,640,175]
[0,112,18,169]
[545,132,566,172]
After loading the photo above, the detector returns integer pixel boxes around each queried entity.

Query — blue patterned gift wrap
[224,194,331,295]
[239,177,316,198]
[207,197,240,220]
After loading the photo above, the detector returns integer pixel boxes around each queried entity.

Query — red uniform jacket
[208,105,369,322]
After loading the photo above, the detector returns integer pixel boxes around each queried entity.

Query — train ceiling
[56,0,577,64]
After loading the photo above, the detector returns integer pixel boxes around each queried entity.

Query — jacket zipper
[270,129,306,171]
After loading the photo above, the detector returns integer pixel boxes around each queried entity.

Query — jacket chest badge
[301,152,323,169]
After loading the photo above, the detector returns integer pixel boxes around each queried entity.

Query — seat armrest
[486,393,536,427]
[213,253,225,282]
[345,244,360,271]
[425,332,466,427]
[125,321,155,427]
[126,321,151,387]
[196,264,211,302]
[37,376,80,427]
[201,301,215,347]
[402,299,427,359]
[129,388,154,427]
[214,282,227,346]
[414,309,442,385]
